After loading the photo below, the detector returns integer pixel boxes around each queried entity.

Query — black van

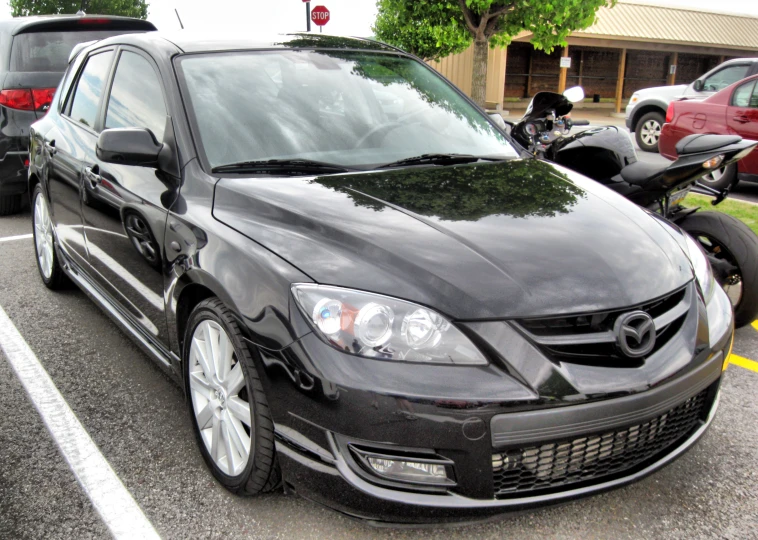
[0,15,156,215]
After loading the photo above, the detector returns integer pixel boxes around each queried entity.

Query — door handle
[84,165,102,185]
[44,139,56,156]
[732,115,750,124]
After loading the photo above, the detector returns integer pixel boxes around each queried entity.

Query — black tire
[678,211,758,328]
[184,297,280,495]
[699,163,738,191]
[0,194,22,216]
[31,185,68,290]
[635,111,665,153]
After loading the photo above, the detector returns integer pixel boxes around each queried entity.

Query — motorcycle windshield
[521,92,574,121]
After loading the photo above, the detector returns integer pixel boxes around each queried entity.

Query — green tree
[374,0,613,108]
[10,0,149,19]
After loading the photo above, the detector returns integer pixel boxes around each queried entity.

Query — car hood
[212,159,693,320]
[635,84,688,98]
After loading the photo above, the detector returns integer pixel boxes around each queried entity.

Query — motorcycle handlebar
[571,120,591,126]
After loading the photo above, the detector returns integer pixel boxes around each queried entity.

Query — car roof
[0,14,156,36]
[90,31,402,56]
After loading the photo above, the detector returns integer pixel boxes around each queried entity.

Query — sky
[0,0,756,34]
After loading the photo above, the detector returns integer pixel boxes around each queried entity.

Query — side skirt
[58,246,182,386]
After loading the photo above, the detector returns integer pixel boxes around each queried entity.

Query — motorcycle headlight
[684,234,716,302]
[292,284,488,365]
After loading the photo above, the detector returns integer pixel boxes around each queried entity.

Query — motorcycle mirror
[563,86,585,103]
[489,113,507,131]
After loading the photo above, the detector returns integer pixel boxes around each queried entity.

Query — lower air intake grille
[492,389,709,497]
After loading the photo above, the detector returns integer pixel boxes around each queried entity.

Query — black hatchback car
[0,14,155,215]
[29,33,734,524]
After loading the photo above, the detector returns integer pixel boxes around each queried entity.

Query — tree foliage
[10,0,149,19]
[373,0,470,61]
[374,0,614,106]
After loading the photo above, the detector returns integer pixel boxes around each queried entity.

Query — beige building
[428,2,758,111]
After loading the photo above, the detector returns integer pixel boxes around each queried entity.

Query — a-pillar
[615,48,627,114]
[557,45,569,93]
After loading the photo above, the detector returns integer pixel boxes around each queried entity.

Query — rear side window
[105,51,167,142]
[732,81,755,107]
[11,30,130,72]
[68,51,114,129]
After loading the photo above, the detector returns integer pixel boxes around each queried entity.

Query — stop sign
[311,5,330,26]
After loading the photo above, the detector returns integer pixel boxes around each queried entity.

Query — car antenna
[175,8,184,30]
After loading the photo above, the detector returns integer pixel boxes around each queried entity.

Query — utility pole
[306,1,311,32]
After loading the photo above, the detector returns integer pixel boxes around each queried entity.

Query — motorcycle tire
[678,211,758,328]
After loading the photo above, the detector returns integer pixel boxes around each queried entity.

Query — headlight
[684,234,716,302]
[292,284,487,365]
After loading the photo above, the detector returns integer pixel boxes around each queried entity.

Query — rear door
[45,47,116,266]
[80,47,172,346]
[726,79,758,174]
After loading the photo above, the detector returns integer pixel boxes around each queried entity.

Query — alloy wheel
[34,192,55,279]
[189,320,252,477]
[640,119,661,146]
[701,167,725,185]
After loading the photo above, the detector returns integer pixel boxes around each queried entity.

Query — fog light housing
[352,447,456,487]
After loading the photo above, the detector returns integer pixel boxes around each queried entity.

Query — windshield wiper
[212,158,353,175]
[377,153,508,169]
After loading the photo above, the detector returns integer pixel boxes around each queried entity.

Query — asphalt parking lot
[1,205,758,539]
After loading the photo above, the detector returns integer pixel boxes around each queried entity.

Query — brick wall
[503,42,727,101]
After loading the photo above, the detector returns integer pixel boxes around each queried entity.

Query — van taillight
[0,88,56,112]
[665,102,676,123]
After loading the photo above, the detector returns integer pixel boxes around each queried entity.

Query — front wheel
[185,298,280,494]
[678,211,758,328]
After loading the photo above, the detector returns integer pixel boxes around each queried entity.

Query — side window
[732,81,755,107]
[751,84,758,109]
[67,51,114,129]
[702,64,750,92]
[105,51,167,142]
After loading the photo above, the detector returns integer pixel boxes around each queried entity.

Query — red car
[660,73,758,190]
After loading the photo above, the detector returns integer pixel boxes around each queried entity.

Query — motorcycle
[508,87,758,327]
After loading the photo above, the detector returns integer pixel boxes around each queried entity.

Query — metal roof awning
[515,1,758,56]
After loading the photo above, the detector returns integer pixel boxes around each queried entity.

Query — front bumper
[262,284,733,523]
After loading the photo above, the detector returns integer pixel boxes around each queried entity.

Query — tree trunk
[471,39,489,109]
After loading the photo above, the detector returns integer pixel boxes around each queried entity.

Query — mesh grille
[492,389,709,497]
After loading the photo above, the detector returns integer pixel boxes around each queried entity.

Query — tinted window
[105,51,167,142]
[68,51,114,129]
[178,51,517,170]
[11,31,129,72]
[702,64,750,92]
[732,81,755,107]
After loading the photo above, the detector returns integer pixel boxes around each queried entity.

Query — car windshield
[176,50,518,170]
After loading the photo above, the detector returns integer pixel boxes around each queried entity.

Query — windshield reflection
[178,50,517,170]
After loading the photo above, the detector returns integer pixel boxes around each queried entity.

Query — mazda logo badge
[614,311,656,358]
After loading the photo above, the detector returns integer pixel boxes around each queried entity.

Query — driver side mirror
[563,86,585,103]
[96,128,162,167]
[693,79,704,92]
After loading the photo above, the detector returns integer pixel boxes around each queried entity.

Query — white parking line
[0,304,160,540]
[0,233,33,243]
